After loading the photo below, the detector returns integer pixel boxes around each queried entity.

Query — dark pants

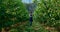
[30,16,33,26]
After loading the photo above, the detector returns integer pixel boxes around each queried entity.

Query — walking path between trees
[1,21,58,32]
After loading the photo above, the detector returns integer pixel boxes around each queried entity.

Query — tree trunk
[0,28,2,32]
[1,28,5,32]
[4,27,10,32]
[1,27,10,32]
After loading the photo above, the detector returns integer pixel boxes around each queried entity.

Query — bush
[0,0,29,28]
[33,0,60,27]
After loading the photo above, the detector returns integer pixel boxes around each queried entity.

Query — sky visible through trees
[22,0,33,3]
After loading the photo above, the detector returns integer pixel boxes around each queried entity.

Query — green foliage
[1,0,60,32]
[33,0,60,27]
[0,0,29,28]
[9,29,19,32]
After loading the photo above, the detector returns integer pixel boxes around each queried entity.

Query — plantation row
[0,0,60,32]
